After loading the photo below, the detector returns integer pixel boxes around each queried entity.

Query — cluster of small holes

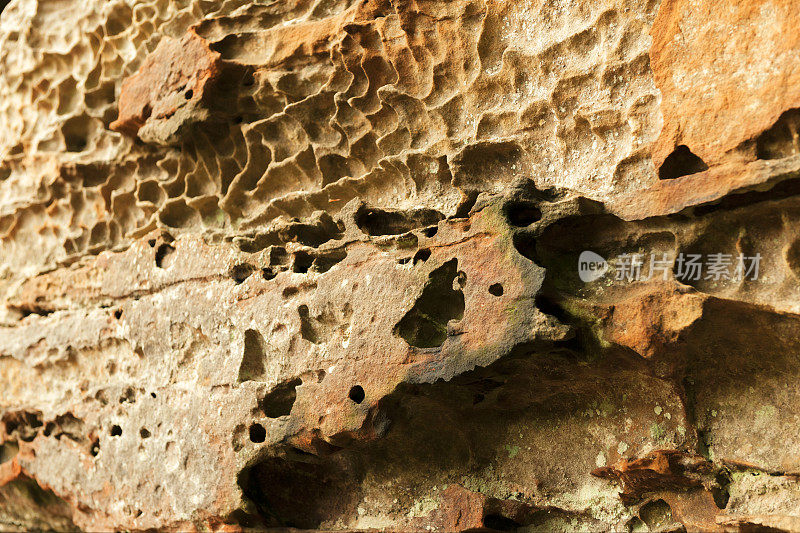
[0,0,661,280]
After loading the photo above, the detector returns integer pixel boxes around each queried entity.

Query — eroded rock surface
[1,0,800,531]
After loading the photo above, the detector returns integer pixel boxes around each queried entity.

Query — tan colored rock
[2,0,800,530]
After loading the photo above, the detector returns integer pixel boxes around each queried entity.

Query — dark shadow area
[355,205,444,236]
[659,145,709,180]
[756,108,800,160]
[259,378,302,418]
[0,476,76,531]
[394,259,465,348]
[234,341,677,530]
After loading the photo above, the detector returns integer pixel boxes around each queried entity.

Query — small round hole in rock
[139,428,151,439]
[114,309,123,319]
[90,440,100,457]
[413,248,431,264]
[249,423,266,443]
[150,392,157,398]
[110,425,122,437]
[489,283,504,296]
[184,89,193,100]
[348,385,365,404]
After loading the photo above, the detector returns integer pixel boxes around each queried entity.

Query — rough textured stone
[2,0,800,531]
[650,0,800,170]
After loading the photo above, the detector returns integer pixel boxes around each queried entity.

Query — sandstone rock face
[1,0,800,531]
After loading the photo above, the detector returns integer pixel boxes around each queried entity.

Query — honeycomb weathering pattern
[0,0,661,282]
[2,0,800,530]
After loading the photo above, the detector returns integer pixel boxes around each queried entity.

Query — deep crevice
[534,293,570,324]
[512,231,541,264]
[230,263,256,284]
[413,248,431,264]
[278,213,344,247]
[312,250,347,273]
[483,513,521,531]
[155,243,175,268]
[692,176,800,216]
[292,251,314,273]
[232,346,650,530]
[712,470,731,509]
[356,206,444,236]
[237,453,360,528]
[453,190,480,218]
[504,201,542,227]
[13,305,55,319]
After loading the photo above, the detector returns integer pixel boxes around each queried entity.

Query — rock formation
[1,0,800,530]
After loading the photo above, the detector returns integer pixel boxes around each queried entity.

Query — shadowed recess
[394,259,465,348]
[658,145,709,180]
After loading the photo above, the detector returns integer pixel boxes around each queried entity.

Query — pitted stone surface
[2,0,800,531]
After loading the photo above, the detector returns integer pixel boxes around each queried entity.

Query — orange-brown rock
[111,30,226,143]
[650,0,800,170]
[592,450,713,504]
